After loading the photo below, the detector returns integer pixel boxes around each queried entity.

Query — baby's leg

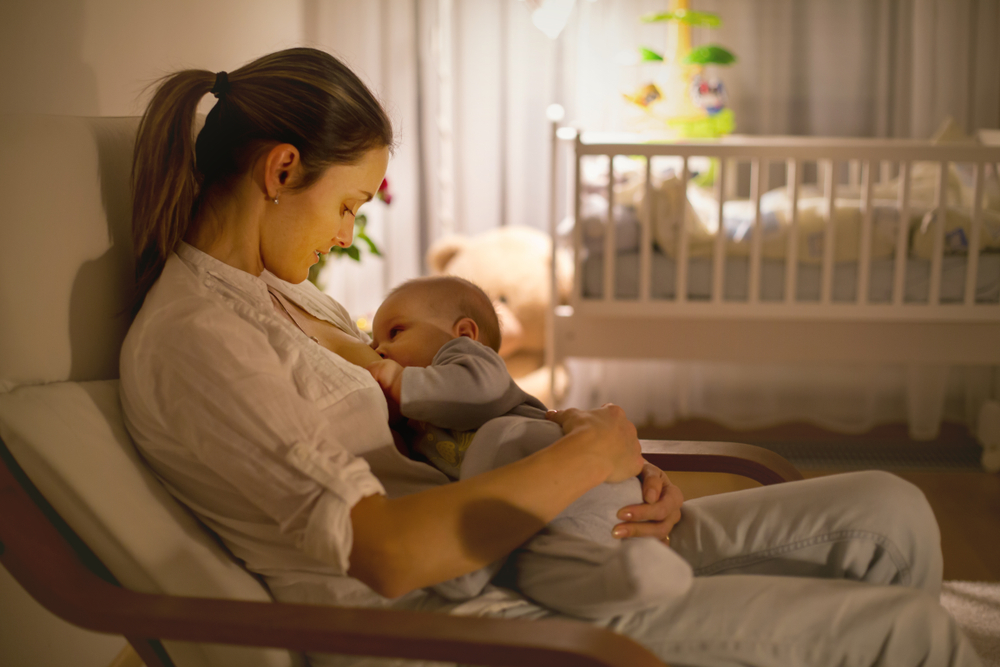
[514,529,692,619]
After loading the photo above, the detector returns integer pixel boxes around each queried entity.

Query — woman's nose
[336,220,354,247]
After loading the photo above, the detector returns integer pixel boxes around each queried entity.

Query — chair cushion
[0,116,137,392]
[0,380,298,667]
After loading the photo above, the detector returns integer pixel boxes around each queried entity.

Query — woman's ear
[452,317,480,342]
[263,143,301,201]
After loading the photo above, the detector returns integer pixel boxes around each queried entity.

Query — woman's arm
[347,405,645,599]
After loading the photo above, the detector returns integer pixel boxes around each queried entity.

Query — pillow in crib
[578,192,642,255]
[650,181,902,264]
[645,174,704,257]
[911,207,1000,259]
[908,118,1000,258]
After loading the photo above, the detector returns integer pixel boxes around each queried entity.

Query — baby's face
[371,289,457,368]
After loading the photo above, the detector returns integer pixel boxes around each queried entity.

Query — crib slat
[893,161,911,305]
[639,157,653,302]
[821,160,837,304]
[572,135,583,304]
[858,160,874,305]
[712,159,727,303]
[784,159,800,304]
[929,161,947,305]
[604,155,617,302]
[965,162,984,305]
[676,158,690,303]
[725,157,738,200]
[748,158,765,304]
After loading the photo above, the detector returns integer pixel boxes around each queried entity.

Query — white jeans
[498,470,981,667]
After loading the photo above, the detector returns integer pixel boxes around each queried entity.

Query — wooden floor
[644,420,1000,582]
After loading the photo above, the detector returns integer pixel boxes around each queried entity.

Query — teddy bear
[427,225,571,407]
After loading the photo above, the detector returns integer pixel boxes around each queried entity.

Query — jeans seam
[691,529,912,585]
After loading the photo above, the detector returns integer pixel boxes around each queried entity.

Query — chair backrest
[0,115,297,667]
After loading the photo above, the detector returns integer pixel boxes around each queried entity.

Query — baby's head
[371,276,501,367]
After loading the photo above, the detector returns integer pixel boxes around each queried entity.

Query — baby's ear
[453,317,480,342]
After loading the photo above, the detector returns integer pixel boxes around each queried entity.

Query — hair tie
[211,71,230,98]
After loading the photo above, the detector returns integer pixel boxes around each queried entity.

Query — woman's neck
[186,182,266,276]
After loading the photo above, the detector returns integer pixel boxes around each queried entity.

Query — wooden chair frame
[0,437,801,667]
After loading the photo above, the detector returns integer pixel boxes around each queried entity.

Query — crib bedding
[581,251,1000,304]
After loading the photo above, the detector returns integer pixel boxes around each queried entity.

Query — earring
[272,196,279,204]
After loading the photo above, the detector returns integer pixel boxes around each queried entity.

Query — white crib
[545,124,1000,467]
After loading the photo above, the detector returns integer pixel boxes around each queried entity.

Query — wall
[1,0,304,117]
[0,3,305,664]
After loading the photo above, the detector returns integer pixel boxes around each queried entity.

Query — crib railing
[555,130,1000,321]
[543,126,1000,379]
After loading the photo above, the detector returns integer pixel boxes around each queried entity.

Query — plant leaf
[641,10,720,27]
[346,245,361,261]
[639,47,664,62]
[683,44,736,65]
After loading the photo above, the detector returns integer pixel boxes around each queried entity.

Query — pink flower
[377,178,393,205]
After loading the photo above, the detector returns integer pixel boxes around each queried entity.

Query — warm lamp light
[523,0,575,39]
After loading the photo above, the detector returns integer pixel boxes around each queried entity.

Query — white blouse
[119,243,460,611]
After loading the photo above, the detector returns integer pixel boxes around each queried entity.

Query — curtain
[315,0,999,437]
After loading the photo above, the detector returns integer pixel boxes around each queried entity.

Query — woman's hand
[613,462,684,545]
[546,404,645,484]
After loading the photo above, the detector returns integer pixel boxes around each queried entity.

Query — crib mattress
[581,252,1000,304]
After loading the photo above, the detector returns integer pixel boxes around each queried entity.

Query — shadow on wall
[1,0,99,115]
[69,119,139,383]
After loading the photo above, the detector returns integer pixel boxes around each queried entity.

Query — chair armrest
[0,456,665,667]
[641,440,803,485]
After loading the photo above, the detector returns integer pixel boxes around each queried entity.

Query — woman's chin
[270,265,311,285]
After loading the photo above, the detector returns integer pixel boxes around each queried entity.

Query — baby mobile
[623,0,737,138]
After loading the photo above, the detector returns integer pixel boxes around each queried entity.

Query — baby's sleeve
[400,338,530,430]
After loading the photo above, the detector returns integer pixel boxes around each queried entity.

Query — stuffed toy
[427,226,571,407]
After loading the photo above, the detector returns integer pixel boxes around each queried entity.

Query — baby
[366,276,691,619]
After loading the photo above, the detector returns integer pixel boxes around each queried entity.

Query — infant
[366,276,691,619]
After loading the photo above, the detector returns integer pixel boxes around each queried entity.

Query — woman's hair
[130,47,394,306]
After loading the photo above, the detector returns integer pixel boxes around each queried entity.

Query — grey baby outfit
[398,336,692,619]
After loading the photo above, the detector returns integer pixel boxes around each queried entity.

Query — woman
[120,47,980,667]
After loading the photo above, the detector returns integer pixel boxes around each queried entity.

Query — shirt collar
[175,241,271,308]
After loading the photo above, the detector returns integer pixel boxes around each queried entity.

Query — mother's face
[262,146,389,284]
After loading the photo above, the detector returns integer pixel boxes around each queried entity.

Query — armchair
[0,114,801,667]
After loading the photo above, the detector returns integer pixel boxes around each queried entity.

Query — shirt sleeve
[127,306,385,574]
[399,337,532,430]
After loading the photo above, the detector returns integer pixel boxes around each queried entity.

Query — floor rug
[942,581,1000,667]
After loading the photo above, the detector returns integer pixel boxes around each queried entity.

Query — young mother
[120,48,980,667]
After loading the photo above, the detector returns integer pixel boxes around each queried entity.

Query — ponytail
[131,70,213,309]
[129,48,394,310]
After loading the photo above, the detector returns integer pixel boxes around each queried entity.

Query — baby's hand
[366,358,404,405]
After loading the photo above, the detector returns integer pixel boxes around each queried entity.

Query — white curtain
[316,0,1000,438]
